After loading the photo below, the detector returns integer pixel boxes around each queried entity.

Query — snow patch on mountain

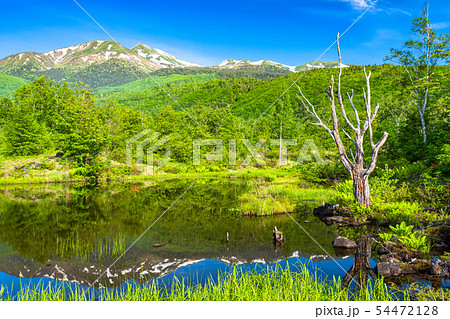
[1,39,349,77]
[133,43,202,68]
[217,58,296,72]
[104,51,117,60]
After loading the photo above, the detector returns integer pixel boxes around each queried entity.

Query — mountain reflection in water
[0,179,344,290]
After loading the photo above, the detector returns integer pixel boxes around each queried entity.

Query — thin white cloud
[340,0,410,16]
[431,22,450,30]
[341,0,373,10]
[384,7,411,16]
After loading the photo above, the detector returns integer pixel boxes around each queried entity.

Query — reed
[1,264,409,301]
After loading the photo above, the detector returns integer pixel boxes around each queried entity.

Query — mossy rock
[377,259,431,276]
[377,240,424,261]
[399,259,432,274]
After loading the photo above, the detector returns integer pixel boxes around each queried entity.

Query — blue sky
[1,0,450,66]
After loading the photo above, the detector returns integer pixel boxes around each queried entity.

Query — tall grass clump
[239,180,334,215]
[1,264,406,301]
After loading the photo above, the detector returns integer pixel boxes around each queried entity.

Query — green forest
[1,4,450,302]
[0,9,448,188]
[0,63,449,181]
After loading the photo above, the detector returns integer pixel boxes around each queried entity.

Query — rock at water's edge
[376,262,401,276]
[313,203,339,216]
[431,260,450,276]
[332,236,357,249]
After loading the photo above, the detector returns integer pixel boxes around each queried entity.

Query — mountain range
[0,40,348,90]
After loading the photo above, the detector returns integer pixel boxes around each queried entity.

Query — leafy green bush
[160,162,189,174]
[411,173,449,207]
[436,144,450,177]
[392,161,427,180]
[399,232,430,253]
[2,111,44,156]
[379,232,393,242]
[69,161,105,179]
[389,221,414,237]
[293,161,348,185]
[370,165,398,202]
[41,160,56,170]
[334,180,353,206]
[376,201,422,224]
[387,222,430,253]
[208,165,222,172]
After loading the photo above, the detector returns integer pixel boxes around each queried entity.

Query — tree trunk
[352,171,371,206]
[343,236,377,287]
[420,114,427,144]
[295,34,388,208]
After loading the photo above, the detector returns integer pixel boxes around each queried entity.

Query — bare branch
[342,128,355,143]
[348,145,356,165]
[370,104,380,123]
[336,35,358,133]
[362,69,374,141]
[346,90,360,131]
[337,33,342,66]
[293,69,352,172]
[329,75,340,132]
[365,132,389,176]
[295,88,333,137]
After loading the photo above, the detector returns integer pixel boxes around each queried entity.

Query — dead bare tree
[294,34,388,206]
[343,236,377,288]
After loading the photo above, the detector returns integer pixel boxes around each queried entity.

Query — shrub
[370,165,398,203]
[399,232,431,253]
[379,232,393,242]
[389,221,414,237]
[376,201,422,224]
[41,160,56,170]
[392,161,427,180]
[160,162,189,174]
[387,222,431,253]
[334,180,353,206]
[293,160,348,185]
[436,144,450,177]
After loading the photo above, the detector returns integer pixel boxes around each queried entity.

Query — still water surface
[0,178,445,298]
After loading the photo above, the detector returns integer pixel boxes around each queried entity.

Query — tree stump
[343,236,377,287]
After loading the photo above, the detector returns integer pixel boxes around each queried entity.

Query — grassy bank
[1,265,411,301]
[0,162,335,217]
[0,154,297,185]
[238,177,334,215]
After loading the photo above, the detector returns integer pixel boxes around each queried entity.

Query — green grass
[0,153,296,185]
[239,180,335,215]
[126,168,333,216]
[0,165,286,185]
[1,264,408,301]
[335,177,449,225]
[0,157,334,216]
[0,74,28,97]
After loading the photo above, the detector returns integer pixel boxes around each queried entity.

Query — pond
[0,178,447,299]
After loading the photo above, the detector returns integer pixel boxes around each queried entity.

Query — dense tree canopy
[0,57,448,180]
